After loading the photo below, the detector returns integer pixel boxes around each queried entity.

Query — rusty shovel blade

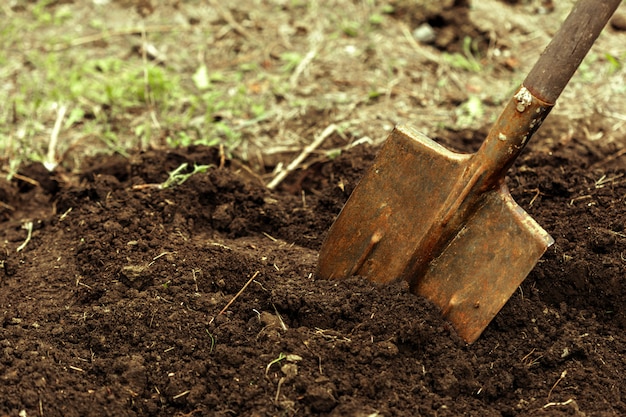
[317,124,553,344]
[317,91,557,344]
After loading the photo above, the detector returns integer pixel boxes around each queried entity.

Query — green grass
[442,36,482,73]
[2,0,624,178]
[0,1,275,175]
[455,95,485,129]
[577,51,626,83]
[159,163,213,189]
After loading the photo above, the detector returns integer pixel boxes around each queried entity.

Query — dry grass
[1,0,624,179]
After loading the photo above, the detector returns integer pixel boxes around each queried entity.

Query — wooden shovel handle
[524,0,621,104]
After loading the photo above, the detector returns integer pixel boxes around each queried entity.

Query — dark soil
[2,120,626,416]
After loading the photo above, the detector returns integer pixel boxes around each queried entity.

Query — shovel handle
[524,0,621,104]
[474,0,619,189]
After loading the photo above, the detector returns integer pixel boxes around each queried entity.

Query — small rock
[119,264,153,290]
[212,203,234,229]
[413,23,437,44]
[304,385,337,413]
[375,340,399,357]
[281,363,298,378]
[260,311,287,330]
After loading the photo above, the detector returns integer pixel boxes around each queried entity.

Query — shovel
[317,0,621,344]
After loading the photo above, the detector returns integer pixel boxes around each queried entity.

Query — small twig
[59,207,72,221]
[218,143,226,169]
[140,23,161,142]
[267,124,337,190]
[0,201,15,212]
[399,22,441,64]
[192,269,200,292]
[49,25,187,51]
[16,221,33,252]
[593,227,626,239]
[601,110,626,122]
[9,173,39,186]
[290,47,317,87]
[208,0,254,41]
[520,348,536,364]
[172,390,190,400]
[290,31,322,87]
[569,194,592,206]
[590,148,626,169]
[543,398,575,409]
[594,173,624,188]
[210,271,260,324]
[524,187,543,208]
[274,377,286,404]
[547,370,567,401]
[262,232,278,242]
[153,251,175,261]
[272,303,288,331]
[45,104,67,171]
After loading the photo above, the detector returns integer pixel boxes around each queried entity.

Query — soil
[2,121,626,416]
[3,0,626,416]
